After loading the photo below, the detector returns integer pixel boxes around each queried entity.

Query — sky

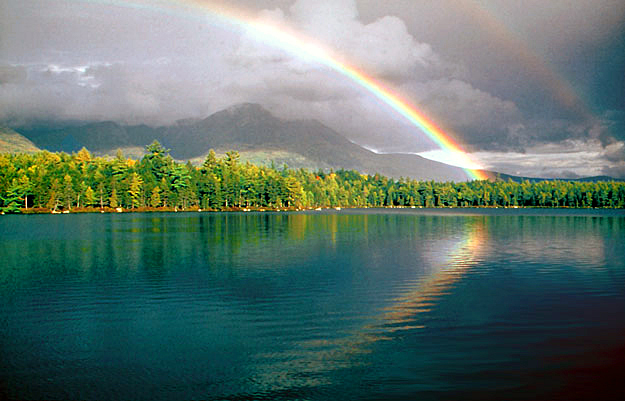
[1,0,624,178]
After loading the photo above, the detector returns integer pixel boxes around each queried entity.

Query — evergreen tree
[62,174,75,210]
[128,173,143,209]
[1,179,23,213]
[47,178,62,211]
[84,186,95,207]
[203,149,217,170]
[150,186,161,208]
[110,186,119,209]
[1,149,624,212]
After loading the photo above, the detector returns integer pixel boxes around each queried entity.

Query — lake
[1,209,624,400]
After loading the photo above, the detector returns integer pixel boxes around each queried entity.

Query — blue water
[1,209,624,400]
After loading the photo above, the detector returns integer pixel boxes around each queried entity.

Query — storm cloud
[1,0,624,177]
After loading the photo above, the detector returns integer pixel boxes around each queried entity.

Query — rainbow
[457,0,588,118]
[79,0,490,180]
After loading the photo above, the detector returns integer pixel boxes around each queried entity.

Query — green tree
[128,172,143,208]
[1,179,23,213]
[160,177,171,207]
[142,140,171,181]
[62,174,75,210]
[110,185,119,209]
[285,176,303,207]
[203,149,217,170]
[84,186,95,207]
[3,148,625,213]
[47,178,62,211]
[150,186,161,208]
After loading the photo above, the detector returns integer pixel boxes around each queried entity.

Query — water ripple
[1,211,624,400]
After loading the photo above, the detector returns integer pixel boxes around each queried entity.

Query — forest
[1,141,624,213]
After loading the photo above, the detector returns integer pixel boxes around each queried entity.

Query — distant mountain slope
[20,121,141,153]
[0,126,40,153]
[13,103,471,181]
[484,170,624,183]
[170,104,468,180]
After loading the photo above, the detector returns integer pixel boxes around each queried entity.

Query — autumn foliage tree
[1,141,624,213]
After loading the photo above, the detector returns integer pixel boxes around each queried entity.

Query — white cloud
[472,139,625,178]
[0,61,217,125]
[288,0,439,79]
[1,0,622,178]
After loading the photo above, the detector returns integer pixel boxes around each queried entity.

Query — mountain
[491,172,623,183]
[18,121,147,153]
[0,126,40,153]
[12,103,474,181]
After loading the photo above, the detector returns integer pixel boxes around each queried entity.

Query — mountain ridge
[10,103,473,181]
[13,103,618,182]
[0,126,40,153]
[9,108,621,182]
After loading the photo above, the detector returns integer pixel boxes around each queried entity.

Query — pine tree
[1,179,22,213]
[160,177,170,207]
[128,173,143,208]
[84,186,95,207]
[203,149,217,170]
[47,178,62,211]
[62,174,75,210]
[110,186,119,209]
[150,186,161,208]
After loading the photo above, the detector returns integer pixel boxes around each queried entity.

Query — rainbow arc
[80,0,491,180]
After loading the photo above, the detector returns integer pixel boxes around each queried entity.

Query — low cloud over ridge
[1,0,623,177]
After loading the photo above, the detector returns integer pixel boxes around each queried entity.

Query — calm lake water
[1,209,624,400]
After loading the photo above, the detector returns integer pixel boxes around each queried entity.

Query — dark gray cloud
[1,0,623,177]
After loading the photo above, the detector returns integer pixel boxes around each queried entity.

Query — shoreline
[5,204,623,215]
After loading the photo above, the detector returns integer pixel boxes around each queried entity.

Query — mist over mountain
[10,103,473,181]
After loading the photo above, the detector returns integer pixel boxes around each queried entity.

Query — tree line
[1,141,624,213]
